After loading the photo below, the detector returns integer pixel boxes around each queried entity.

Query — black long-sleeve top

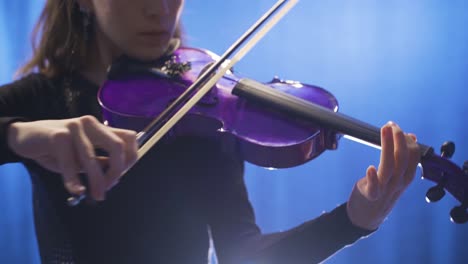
[0,72,372,264]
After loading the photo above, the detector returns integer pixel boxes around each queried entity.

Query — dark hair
[18,0,183,78]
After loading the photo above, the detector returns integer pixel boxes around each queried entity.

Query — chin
[125,51,163,62]
[126,44,170,62]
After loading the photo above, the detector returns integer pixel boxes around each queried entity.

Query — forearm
[217,203,374,264]
[0,74,55,165]
[246,203,373,263]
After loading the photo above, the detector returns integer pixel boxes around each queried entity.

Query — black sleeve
[0,117,28,163]
[0,74,60,164]
[206,151,374,264]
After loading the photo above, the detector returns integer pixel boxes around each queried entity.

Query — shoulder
[0,73,68,120]
[0,72,61,96]
[2,72,49,86]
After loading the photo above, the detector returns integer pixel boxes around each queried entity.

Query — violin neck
[232,78,433,157]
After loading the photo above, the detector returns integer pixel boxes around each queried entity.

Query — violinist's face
[81,0,184,61]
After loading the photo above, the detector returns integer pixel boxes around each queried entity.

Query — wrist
[346,200,380,231]
[346,183,383,231]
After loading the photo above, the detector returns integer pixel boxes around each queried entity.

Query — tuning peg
[450,204,468,224]
[425,142,454,204]
[440,141,455,158]
[271,76,282,83]
[426,184,446,203]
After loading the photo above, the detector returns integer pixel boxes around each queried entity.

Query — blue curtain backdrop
[1,1,467,263]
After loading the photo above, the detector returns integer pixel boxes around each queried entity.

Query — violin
[69,0,468,224]
[97,46,468,223]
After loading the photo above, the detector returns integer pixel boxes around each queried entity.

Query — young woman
[0,0,420,263]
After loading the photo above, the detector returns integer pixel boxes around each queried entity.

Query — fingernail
[76,185,86,194]
[382,124,391,136]
[67,182,86,194]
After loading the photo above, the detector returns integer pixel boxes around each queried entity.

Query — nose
[143,0,169,16]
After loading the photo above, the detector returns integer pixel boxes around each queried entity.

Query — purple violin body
[98,47,339,168]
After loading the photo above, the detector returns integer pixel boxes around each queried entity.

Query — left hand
[346,121,420,230]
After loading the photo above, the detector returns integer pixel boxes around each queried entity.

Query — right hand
[7,115,138,201]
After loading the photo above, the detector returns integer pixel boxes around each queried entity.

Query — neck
[80,30,121,86]
[79,52,108,86]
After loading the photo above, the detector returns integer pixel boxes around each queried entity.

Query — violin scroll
[425,142,455,202]
[420,141,468,223]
